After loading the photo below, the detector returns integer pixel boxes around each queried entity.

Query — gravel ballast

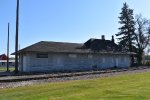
[0,67,150,88]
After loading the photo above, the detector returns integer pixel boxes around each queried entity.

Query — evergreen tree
[116,3,135,52]
[116,3,136,66]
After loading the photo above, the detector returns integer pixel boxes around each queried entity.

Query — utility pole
[15,0,19,73]
[7,23,10,72]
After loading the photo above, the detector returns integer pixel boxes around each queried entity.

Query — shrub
[144,61,150,66]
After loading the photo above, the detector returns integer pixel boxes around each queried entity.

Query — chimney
[101,35,105,40]
[112,35,115,43]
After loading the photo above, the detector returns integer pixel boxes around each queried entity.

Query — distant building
[0,54,8,60]
[0,54,15,67]
[12,35,135,72]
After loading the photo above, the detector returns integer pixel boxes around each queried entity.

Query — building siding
[19,53,131,72]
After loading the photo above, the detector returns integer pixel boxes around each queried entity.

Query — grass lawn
[0,67,15,71]
[0,72,150,100]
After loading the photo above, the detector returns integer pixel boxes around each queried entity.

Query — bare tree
[135,14,150,65]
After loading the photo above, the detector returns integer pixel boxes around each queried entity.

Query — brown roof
[17,41,83,53]
[12,40,136,55]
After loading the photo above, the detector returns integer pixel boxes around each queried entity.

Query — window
[36,53,48,58]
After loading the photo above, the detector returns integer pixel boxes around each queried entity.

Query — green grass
[0,67,15,71]
[0,72,150,100]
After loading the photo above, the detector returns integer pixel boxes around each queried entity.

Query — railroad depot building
[13,36,135,72]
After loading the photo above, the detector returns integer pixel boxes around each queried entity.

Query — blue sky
[0,0,150,55]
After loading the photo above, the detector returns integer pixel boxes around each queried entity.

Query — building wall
[20,53,131,72]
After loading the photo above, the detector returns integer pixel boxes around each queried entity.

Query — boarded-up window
[88,55,93,59]
[69,54,77,58]
[36,53,48,58]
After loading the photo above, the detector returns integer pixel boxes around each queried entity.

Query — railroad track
[0,66,149,83]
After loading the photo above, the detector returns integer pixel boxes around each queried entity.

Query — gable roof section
[83,38,121,51]
[12,39,135,55]
[0,54,8,60]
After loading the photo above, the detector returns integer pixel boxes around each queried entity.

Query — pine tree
[116,3,136,66]
[116,3,135,52]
